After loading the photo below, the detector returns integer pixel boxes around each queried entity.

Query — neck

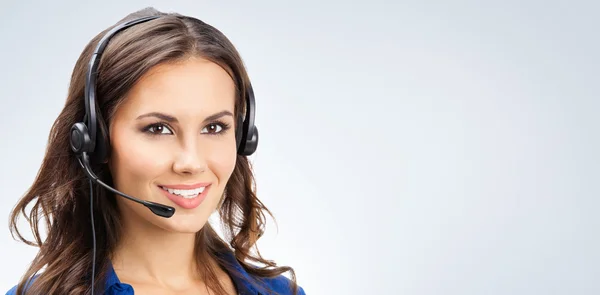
[110,215,200,284]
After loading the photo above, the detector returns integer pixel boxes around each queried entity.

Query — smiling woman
[6,7,304,295]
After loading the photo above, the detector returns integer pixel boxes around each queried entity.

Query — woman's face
[108,57,238,233]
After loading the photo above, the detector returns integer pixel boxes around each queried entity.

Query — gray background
[1,0,598,294]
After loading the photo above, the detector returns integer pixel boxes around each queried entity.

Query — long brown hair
[8,7,297,295]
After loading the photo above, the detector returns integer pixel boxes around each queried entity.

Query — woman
[6,7,304,295]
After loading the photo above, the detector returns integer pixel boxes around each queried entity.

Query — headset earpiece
[240,125,258,156]
[236,84,258,156]
[70,106,110,164]
[70,122,92,155]
[236,117,258,156]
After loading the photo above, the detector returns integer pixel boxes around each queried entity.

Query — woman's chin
[151,214,210,234]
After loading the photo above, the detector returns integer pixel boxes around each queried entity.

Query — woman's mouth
[158,184,211,209]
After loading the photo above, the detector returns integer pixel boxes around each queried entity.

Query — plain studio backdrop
[0,1,598,294]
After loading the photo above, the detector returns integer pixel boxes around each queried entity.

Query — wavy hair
[8,7,297,295]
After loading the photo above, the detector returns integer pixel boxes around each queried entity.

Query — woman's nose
[172,142,207,175]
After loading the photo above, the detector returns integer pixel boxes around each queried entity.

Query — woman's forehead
[117,58,237,118]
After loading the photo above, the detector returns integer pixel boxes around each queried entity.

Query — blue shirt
[6,251,305,295]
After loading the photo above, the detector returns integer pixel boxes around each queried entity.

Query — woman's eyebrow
[136,112,177,122]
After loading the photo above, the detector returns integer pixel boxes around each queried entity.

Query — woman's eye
[146,123,173,135]
[202,123,223,134]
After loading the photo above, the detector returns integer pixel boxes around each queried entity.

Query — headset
[68,15,259,294]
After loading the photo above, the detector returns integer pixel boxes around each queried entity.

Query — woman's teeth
[160,186,205,199]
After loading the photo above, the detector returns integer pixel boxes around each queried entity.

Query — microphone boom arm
[77,154,175,218]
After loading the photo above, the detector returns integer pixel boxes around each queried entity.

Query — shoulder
[260,274,306,295]
[217,250,306,295]
[5,285,16,295]
[5,275,38,295]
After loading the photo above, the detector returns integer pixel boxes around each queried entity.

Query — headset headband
[84,16,160,153]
